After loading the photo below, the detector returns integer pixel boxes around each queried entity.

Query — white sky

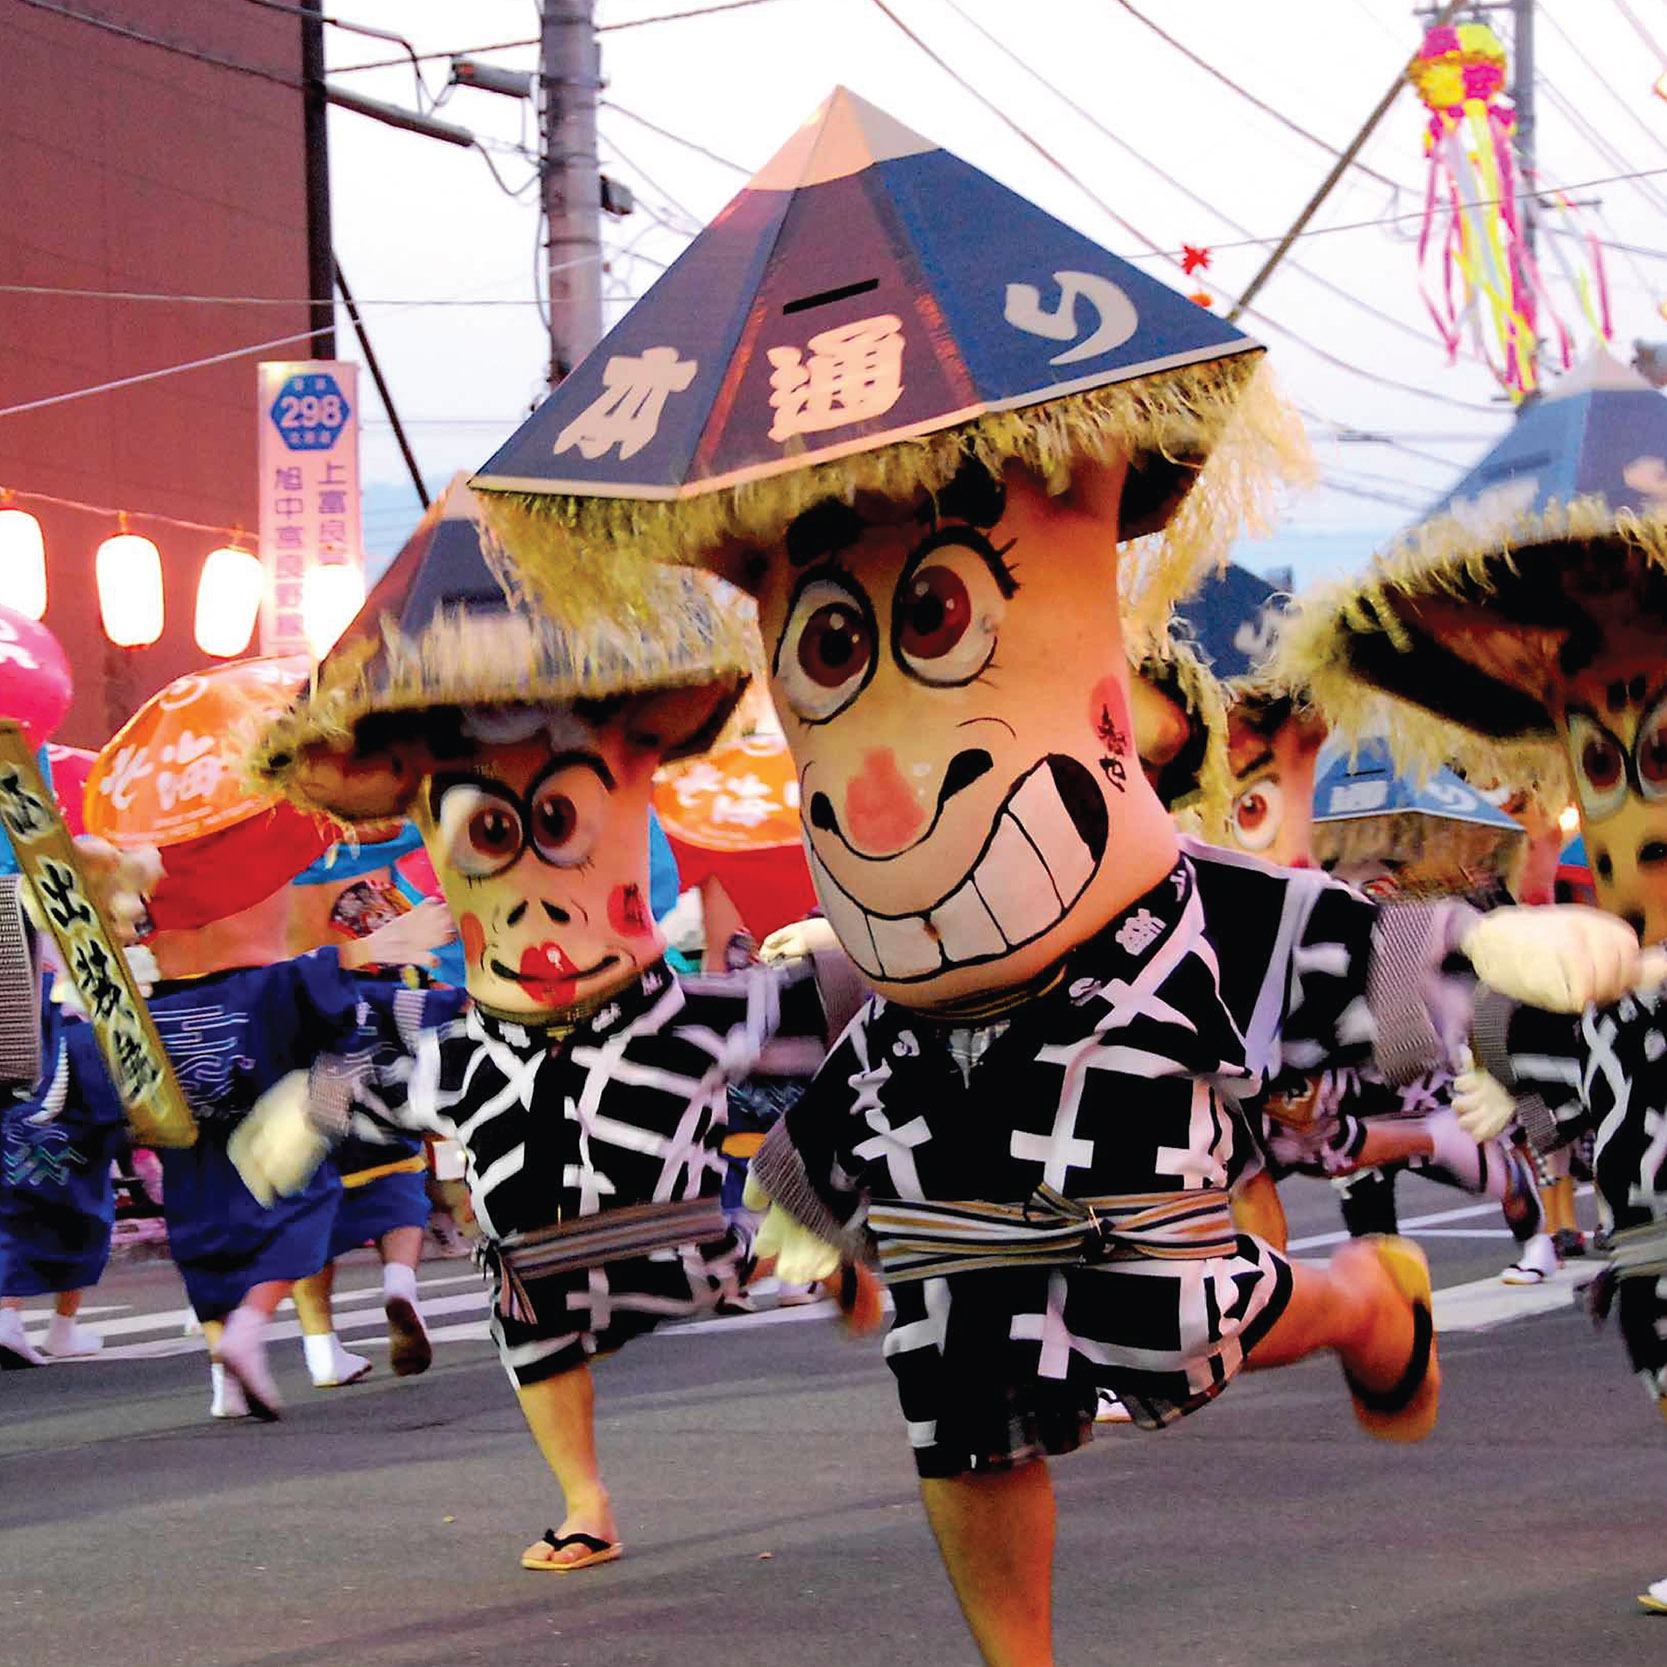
[317,0,1667,582]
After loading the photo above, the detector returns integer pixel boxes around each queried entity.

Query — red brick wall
[0,1,312,746]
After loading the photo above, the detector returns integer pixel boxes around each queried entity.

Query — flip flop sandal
[1499,1262,1548,1286]
[385,1297,433,1378]
[521,1530,623,1573]
[1638,1586,1667,1614]
[1343,1236,1439,1444]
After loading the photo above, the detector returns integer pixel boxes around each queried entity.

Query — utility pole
[300,0,336,361]
[540,2,604,387]
[1512,0,1537,262]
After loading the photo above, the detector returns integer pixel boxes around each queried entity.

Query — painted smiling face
[1557,652,1667,945]
[412,715,664,1015]
[1219,706,1324,869]
[755,459,1180,1011]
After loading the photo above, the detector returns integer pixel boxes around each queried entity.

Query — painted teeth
[867,911,940,979]
[804,758,1099,982]
[807,848,884,978]
[927,880,1006,963]
[972,815,1060,940]
[1010,765,1094,903]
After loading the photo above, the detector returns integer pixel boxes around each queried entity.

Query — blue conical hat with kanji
[249,476,757,819]
[472,89,1306,627]
[1284,347,1667,781]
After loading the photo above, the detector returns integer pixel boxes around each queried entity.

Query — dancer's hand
[229,1072,329,1205]
[742,1170,842,1283]
[342,898,457,971]
[1462,905,1640,1012]
[1452,1046,1517,1142]
[29,838,162,945]
[760,916,839,963]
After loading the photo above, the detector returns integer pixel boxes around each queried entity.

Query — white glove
[342,897,457,971]
[760,916,840,963]
[1451,1045,1517,1143]
[742,1169,841,1283]
[228,1071,330,1206]
[24,838,162,947]
[1462,905,1641,1012]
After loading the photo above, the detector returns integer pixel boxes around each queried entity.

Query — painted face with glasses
[1559,654,1667,945]
[414,712,665,1015]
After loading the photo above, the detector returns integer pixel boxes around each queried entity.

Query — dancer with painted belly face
[465,94,1632,1664]
[234,482,830,1573]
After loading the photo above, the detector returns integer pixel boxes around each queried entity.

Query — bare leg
[292,1266,334,1336]
[515,1364,620,1567]
[378,1226,431,1377]
[1246,1242,1435,1429]
[920,1462,1055,1667]
[53,1290,82,1319]
[1354,1124,1437,1170]
[1230,1170,1289,1251]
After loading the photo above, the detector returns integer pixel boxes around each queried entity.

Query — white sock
[382,1262,419,1308]
[0,1308,41,1358]
[44,1313,101,1356]
[210,1362,248,1418]
[303,1331,371,1387]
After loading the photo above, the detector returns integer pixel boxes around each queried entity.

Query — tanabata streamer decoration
[85,656,331,929]
[1409,23,1608,400]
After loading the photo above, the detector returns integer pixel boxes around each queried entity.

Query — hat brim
[477,355,1310,645]
[1280,495,1667,794]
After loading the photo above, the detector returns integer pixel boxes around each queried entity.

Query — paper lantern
[302,562,365,657]
[194,544,262,658]
[0,506,47,621]
[96,530,164,647]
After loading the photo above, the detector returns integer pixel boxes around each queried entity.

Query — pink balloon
[0,603,72,747]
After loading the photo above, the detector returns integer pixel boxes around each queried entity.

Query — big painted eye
[774,577,876,723]
[894,542,1006,686]
[1568,710,1629,821]
[1230,776,1284,853]
[1636,693,1667,803]
[529,765,609,867]
[436,782,524,878]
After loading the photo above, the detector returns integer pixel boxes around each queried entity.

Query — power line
[16,0,303,88]
[933,0,1468,356]
[868,0,1498,412]
[332,36,537,75]
[1612,0,1667,65]
[598,0,795,29]
[1107,0,1407,193]
[598,100,750,174]
[0,281,555,307]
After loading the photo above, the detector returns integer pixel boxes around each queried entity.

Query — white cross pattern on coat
[1013,1039,1099,1189]
[1009,1271,1078,1378]
[883,1275,952,1360]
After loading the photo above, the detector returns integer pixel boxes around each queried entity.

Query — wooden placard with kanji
[0,721,195,1148]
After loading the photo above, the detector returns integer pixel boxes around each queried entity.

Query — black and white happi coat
[338,959,824,1386]
[754,838,1472,1476]
[1258,1067,1454,1179]
[1472,979,1667,1394]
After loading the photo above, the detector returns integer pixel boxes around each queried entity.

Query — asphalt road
[2,1176,1662,1667]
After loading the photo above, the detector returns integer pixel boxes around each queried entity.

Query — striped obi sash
[867,1184,1241,1285]
[484,1196,731,1324]
[1605,1218,1667,1282]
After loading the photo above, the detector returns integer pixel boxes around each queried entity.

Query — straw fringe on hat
[1280,348,1667,798]
[1129,628,1234,824]
[249,482,759,822]
[1275,494,1667,801]
[479,357,1310,647]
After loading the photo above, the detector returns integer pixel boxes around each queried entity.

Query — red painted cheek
[607,882,653,936]
[458,912,486,968]
[1088,676,1131,755]
[843,748,927,852]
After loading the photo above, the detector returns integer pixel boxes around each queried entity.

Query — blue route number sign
[268,371,352,452]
